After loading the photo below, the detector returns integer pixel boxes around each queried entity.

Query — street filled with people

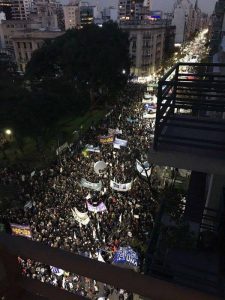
[0,81,160,299]
[0,30,209,299]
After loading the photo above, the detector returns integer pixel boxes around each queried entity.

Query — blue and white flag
[114,138,128,148]
[50,266,64,276]
[113,246,139,268]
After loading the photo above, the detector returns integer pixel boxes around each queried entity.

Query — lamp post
[4,129,13,142]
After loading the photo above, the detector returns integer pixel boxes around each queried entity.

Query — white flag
[93,228,96,239]
[97,222,100,232]
[97,251,105,263]
[119,214,122,223]
[74,231,77,239]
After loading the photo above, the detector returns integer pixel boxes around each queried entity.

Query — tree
[26,22,131,104]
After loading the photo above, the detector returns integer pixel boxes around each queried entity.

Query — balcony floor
[150,115,225,174]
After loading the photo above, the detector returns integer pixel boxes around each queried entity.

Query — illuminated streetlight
[122,69,126,74]
[5,129,12,135]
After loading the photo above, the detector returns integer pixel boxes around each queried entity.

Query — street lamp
[122,69,126,74]
[5,129,12,136]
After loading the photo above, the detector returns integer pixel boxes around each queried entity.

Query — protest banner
[10,223,32,238]
[113,246,139,269]
[80,178,102,191]
[143,112,156,119]
[114,138,128,148]
[108,128,123,136]
[50,266,64,276]
[24,201,33,210]
[136,160,152,177]
[87,201,107,213]
[85,144,100,153]
[99,135,114,144]
[56,142,69,155]
[71,208,90,225]
[110,180,132,192]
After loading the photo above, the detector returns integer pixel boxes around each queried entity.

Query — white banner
[143,112,156,119]
[114,138,128,148]
[136,160,151,177]
[56,142,69,155]
[108,128,123,135]
[80,178,102,191]
[71,208,90,225]
[85,144,100,153]
[110,180,132,192]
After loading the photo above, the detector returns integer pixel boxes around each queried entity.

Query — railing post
[154,81,162,151]
[0,244,24,299]
[172,63,179,115]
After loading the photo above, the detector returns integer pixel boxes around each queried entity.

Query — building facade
[0,0,12,20]
[11,30,63,72]
[210,0,225,54]
[118,0,145,21]
[63,3,80,30]
[172,0,203,44]
[120,20,166,76]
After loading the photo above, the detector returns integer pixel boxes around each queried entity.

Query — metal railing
[153,62,225,151]
[0,233,222,300]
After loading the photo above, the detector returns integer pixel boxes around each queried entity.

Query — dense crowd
[0,82,161,299]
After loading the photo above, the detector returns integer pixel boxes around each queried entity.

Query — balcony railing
[0,233,222,300]
[153,62,225,155]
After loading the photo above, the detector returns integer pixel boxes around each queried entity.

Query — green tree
[26,22,131,104]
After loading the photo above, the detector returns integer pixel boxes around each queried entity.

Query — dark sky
[151,0,217,14]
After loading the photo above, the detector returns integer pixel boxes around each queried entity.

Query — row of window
[17,41,32,49]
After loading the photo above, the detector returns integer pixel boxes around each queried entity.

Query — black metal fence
[154,62,225,151]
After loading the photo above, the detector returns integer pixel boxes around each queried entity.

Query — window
[29,42,32,49]
[23,42,26,48]
[17,42,20,49]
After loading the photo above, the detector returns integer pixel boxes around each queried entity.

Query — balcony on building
[149,62,225,175]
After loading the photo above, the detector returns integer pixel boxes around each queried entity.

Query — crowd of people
[0,81,162,299]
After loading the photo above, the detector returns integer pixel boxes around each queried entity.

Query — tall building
[172,0,203,44]
[80,5,97,27]
[0,0,12,20]
[120,19,167,76]
[118,0,145,21]
[11,0,26,20]
[63,2,80,30]
[210,0,225,53]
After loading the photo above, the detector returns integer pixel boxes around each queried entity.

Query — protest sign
[80,178,102,191]
[87,201,107,213]
[71,208,90,225]
[99,135,114,144]
[10,223,32,238]
[110,180,132,192]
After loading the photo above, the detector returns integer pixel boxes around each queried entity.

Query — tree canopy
[0,22,130,164]
[26,22,131,102]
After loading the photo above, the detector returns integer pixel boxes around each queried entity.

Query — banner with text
[136,160,152,177]
[85,144,100,153]
[110,180,132,192]
[71,208,90,225]
[80,178,102,191]
[87,201,107,213]
[108,128,123,136]
[10,223,32,238]
[114,138,128,148]
[99,135,114,144]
